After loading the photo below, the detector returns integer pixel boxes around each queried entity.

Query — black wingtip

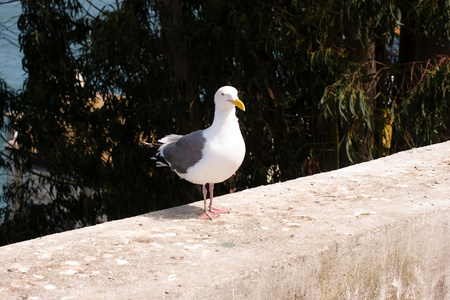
[143,142,169,167]
[143,142,159,156]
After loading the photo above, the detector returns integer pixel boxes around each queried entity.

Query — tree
[1,0,449,245]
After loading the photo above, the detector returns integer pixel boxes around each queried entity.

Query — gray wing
[162,130,206,174]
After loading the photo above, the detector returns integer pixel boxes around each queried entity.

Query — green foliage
[395,56,450,147]
[0,0,449,245]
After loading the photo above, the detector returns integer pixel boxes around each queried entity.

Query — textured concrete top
[0,142,449,299]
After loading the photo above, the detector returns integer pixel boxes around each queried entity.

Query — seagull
[144,86,246,220]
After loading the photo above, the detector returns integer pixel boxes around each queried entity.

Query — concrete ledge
[1,142,449,299]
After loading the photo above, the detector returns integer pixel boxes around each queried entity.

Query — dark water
[0,1,23,90]
[0,0,116,90]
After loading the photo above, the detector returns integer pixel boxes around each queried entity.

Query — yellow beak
[231,98,246,111]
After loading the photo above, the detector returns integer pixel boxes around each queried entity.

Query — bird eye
[221,92,224,96]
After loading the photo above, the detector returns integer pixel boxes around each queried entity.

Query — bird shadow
[143,203,205,220]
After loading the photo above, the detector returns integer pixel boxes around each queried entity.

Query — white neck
[210,107,238,129]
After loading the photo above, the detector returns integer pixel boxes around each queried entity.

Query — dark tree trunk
[157,0,203,130]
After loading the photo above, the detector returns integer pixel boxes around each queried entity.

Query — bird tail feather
[143,142,169,167]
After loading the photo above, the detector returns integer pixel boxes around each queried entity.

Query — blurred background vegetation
[0,0,448,245]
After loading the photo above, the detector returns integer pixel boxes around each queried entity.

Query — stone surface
[0,142,449,299]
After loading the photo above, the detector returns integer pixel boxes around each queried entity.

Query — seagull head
[214,86,245,112]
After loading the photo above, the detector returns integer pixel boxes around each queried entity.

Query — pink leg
[198,184,219,220]
[208,183,231,214]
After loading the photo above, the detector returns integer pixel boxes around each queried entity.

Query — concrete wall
[0,142,449,299]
